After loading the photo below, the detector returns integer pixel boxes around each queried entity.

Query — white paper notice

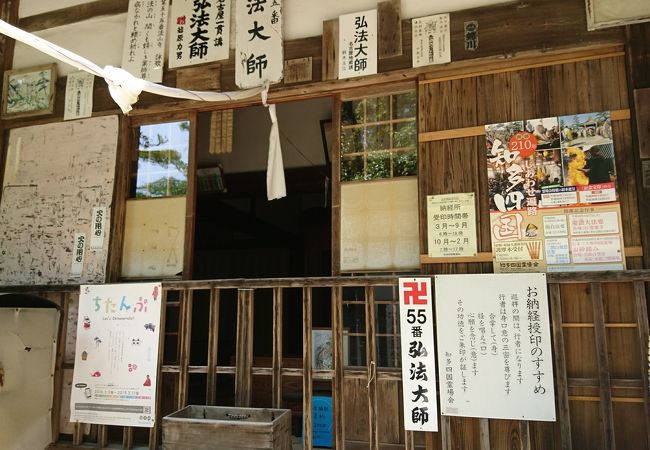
[545,237,570,265]
[121,0,169,82]
[427,192,477,257]
[90,207,107,249]
[235,0,283,88]
[412,14,451,67]
[70,283,162,427]
[169,0,230,68]
[64,71,94,120]
[542,215,568,237]
[399,277,438,431]
[339,9,377,79]
[569,211,619,235]
[571,235,623,263]
[435,273,556,421]
[70,233,86,277]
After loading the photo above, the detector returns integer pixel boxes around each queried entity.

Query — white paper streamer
[262,83,286,200]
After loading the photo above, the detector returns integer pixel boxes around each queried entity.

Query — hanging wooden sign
[339,9,377,79]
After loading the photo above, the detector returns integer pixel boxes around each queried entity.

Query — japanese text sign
[412,14,451,67]
[121,0,169,82]
[427,193,477,257]
[169,0,231,68]
[70,283,162,427]
[399,277,438,431]
[339,9,377,80]
[435,273,556,421]
[64,71,94,120]
[235,0,284,88]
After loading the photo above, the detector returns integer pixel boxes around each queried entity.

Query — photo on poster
[560,112,613,147]
[523,116,561,150]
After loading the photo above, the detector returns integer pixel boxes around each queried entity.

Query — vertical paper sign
[412,14,451,67]
[169,0,230,68]
[399,277,438,432]
[427,192,477,257]
[90,206,107,249]
[235,0,283,88]
[70,233,86,277]
[121,0,169,82]
[435,273,555,421]
[339,9,377,80]
[64,71,94,120]
[70,283,162,427]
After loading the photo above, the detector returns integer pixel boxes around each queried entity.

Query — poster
[235,0,283,88]
[435,273,556,421]
[64,71,94,120]
[427,192,477,257]
[412,14,451,67]
[169,0,230,68]
[70,283,162,427]
[399,278,438,432]
[121,0,169,82]
[485,111,626,272]
[339,9,377,80]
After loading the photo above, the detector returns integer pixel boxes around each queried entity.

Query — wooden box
[162,405,292,450]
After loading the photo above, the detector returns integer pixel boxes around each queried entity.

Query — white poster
[70,233,86,277]
[339,9,377,80]
[399,277,438,432]
[70,283,162,427]
[169,0,230,68]
[235,0,283,88]
[64,71,94,120]
[121,0,169,82]
[90,206,107,250]
[435,273,556,422]
[412,14,451,67]
[427,192,477,257]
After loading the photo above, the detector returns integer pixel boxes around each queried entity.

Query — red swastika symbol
[403,282,428,305]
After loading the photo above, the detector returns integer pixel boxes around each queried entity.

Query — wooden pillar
[303,287,313,450]
[235,288,254,407]
[331,286,345,449]
[272,287,283,409]
[206,287,221,405]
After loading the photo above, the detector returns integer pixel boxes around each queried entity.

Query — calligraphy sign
[399,277,438,432]
[70,283,162,427]
[412,14,451,67]
[121,0,169,82]
[235,0,284,88]
[427,192,477,257]
[169,0,230,68]
[435,273,555,421]
[339,9,377,79]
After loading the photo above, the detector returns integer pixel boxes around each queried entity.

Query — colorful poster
[70,283,162,427]
[427,192,477,257]
[339,9,378,80]
[399,277,438,432]
[235,0,283,88]
[412,14,451,67]
[435,273,556,421]
[485,111,626,272]
[64,71,94,121]
[121,0,169,82]
[169,0,230,68]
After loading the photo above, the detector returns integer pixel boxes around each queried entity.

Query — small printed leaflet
[235,0,284,88]
[399,277,438,431]
[427,192,477,257]
[121,0,169,82]
[70,283,162,427]
[339,9,377,79]
[435,273,555,421]
[169,0,230,68]
[64,71,94,120]
[412,14,450,67]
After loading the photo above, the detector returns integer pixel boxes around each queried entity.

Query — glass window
[340,91,417,182]
[134,121,190,198]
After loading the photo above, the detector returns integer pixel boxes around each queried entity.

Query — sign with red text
[235,0,283,88]
[485,112,625,272]
[169,0,230,68]
[435,273,555,421]
[427,192,477,257]
[399,277,438,431]
[70,283,162,427]
[339,9,377,79]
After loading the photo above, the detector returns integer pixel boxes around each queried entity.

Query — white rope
[0,18,262,112]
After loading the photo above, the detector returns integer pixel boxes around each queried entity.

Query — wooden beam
[378,0,402,59]
[591,282,617,450]
[633,281,650,449]
[272,287,283,408]
[19,0,129,32]
[549,283,573,450]
[182,111,198,280]
[149,289,168,450]
[235,288,254,407]
[302,287,313,450]
[331,286,345,450]
[51,292,68,444]
[365,287,378,450]
[322,18,339,81]
[206,287,220,405]
[331,95,342,275]
[178,289,192,408]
